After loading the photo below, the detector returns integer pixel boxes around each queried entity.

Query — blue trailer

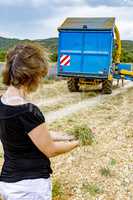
[57,17,133,94]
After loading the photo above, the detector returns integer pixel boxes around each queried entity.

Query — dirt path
[35,93,80,107]
[45,81,133,124]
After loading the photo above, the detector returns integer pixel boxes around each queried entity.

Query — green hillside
[121,40,133,53]
[0,36,133,52]
[35,38,58,52]
[0,37,58,52]
[0,36,133,62]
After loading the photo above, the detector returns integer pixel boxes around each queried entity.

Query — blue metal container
[117,63,132,71]
[57,17,115,79]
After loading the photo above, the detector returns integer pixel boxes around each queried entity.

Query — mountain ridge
[0,36,133,53]
[0,36,58,52]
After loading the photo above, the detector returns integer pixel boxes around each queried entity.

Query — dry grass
[68,124,95,145]
[30,80,69,100]
[0,78,133,199]
[0,74,5,90]
[81,182,103,197]
[52,178,72,200]
[99,167,112,177]
[50,87,133,200]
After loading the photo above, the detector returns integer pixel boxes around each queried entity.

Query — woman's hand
[28,123,80,158]
[50,131,76,142]
[72,140,80,147]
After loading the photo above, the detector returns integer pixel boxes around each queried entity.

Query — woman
[0,44,79,200]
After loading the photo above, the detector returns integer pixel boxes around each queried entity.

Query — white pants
[0,178,52,200]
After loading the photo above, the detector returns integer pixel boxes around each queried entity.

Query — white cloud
[1,0,133,7]
[31,0,48,7]
[0,0,85,7]
[34,5,132,40]
[85,0,133,7]
[0,1,132,40]
[0,31,10,37]
[0,0,133,7]
[52,0,85,6]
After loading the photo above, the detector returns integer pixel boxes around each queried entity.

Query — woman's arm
[50,131,75,141]
[28,123,79,158]
[48,141,79,157]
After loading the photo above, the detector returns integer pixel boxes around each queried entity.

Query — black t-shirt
[0,95,52,183]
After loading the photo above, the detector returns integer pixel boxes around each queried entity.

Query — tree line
[1,49,133,63]
[0,50,6,62]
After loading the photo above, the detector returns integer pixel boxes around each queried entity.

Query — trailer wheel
[67,78,79,92]
[102,80,113,94]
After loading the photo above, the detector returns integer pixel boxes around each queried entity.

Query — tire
[67,78,79,92]
[102,80,113,94]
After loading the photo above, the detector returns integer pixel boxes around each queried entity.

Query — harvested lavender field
[0,80,133,200]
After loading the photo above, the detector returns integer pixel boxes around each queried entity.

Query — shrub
[50,52,58,62]
[52,180,62,198]
[0,50,6,62]
[99,167,112,177]
[82,183,103,197]
[110,159,117,166]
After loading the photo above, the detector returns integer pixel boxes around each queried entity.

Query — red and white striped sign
[60,55,70,66]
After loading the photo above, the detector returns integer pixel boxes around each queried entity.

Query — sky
[0,0,133,40]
